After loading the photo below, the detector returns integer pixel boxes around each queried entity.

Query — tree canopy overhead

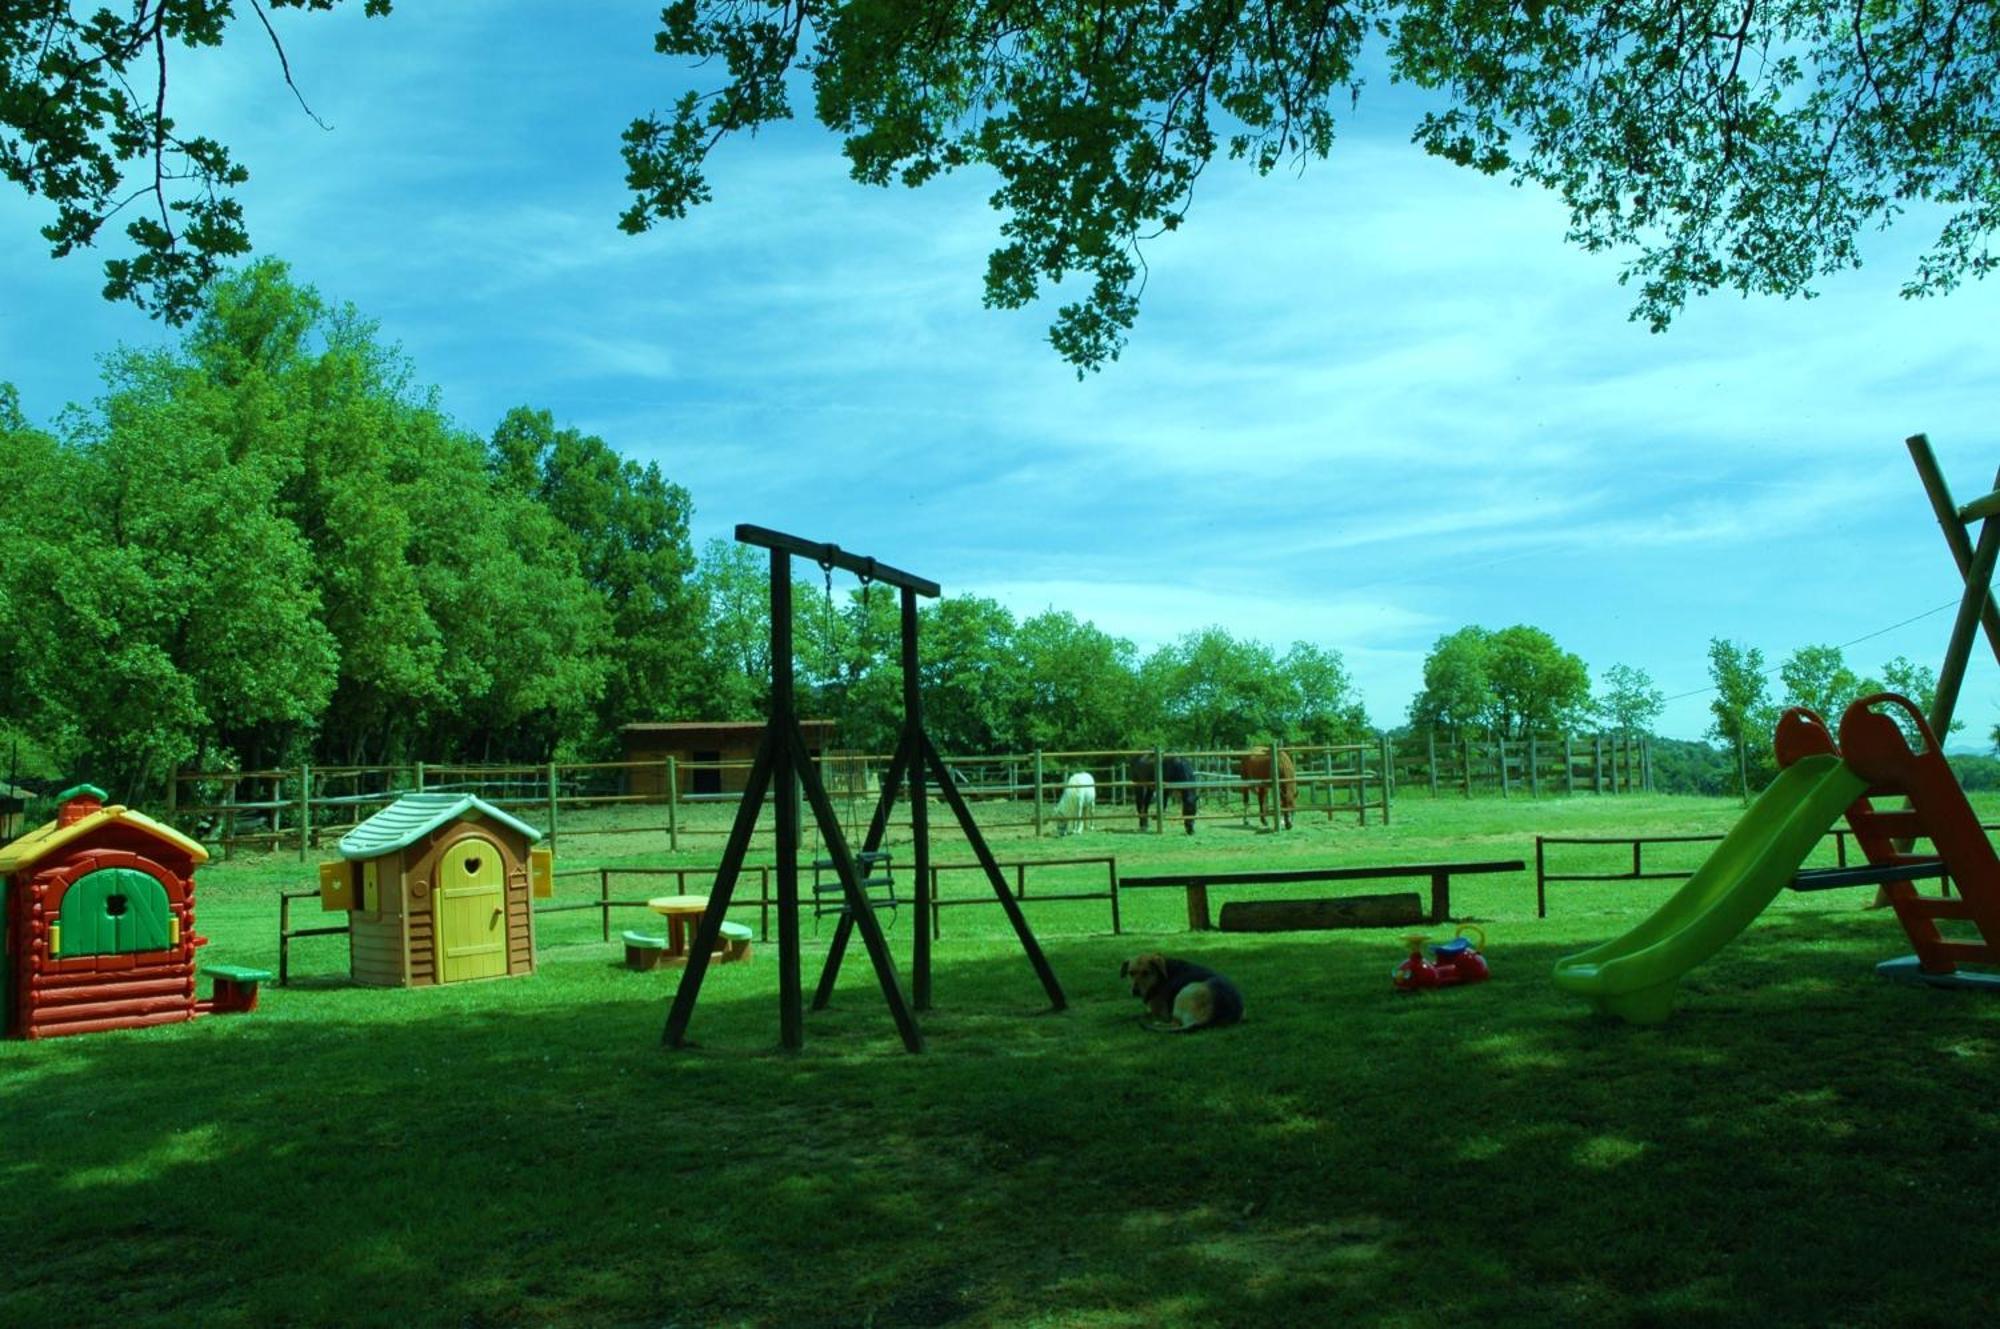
[9,3,1998,368]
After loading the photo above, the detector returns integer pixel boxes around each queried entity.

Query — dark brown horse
[1131,754,1198,834]
[1240,746,1297,830]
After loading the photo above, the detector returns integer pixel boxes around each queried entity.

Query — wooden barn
[620,720,836,797]
[1,784,208,1039]
[320,792,552,987]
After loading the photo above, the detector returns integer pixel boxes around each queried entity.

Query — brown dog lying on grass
[1120,952,1244,1032]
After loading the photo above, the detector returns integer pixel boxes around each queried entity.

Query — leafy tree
[1484,625,1591,739]
[184,260,446,764]
[1708,638,1776,800]
[1011,610,1142,753]
[1276,643,1370,745]
[1879,655,1964,744]
[488,407,705,747]
[18,5,2000,370]
[1407,627,1493,738]
[1140,628,1288,749]
[914,595,1025,756]
[1777,644,1873,726]
[692,538,772,723]
[395,414,611,760]
[1597,663,1665,736]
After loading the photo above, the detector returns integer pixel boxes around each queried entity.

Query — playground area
[5,784,2000,1328]
[11,460,2000,1327]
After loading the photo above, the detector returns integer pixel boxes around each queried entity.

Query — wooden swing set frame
[661,524,1066,1053]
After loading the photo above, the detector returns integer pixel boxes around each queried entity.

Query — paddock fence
[1533,823,2000,917]
[167,740,1395,856]
[1389,732,1652,799]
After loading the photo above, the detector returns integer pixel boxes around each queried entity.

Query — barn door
[56,868,173,956]
[437,835,507,983]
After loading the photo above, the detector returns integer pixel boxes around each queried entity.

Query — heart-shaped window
[105,893,129,916]
[464,856,483,874]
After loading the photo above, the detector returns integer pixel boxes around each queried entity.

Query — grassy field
[6,788,1999,1328]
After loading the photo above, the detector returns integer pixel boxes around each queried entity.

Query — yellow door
[438,835,508,982]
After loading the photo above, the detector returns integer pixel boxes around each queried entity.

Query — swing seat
[810,852,897,931]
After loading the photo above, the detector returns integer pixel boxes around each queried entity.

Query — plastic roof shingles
[337,792,544,860]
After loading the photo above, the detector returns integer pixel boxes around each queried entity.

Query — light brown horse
[1239,746,1297,830]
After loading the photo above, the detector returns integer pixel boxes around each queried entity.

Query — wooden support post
[547,761,559,847]
[1426,731,1438,797]
[415,761,426,792]
[298,763,311,861]
[1594,736,1604,794]
[1274,738,1287,833]
[1380,734,1393,826]
[1529,735,1540,798]
[1153,744,1166,835]
[1187,882,1212,931]
[1498,737,1509,798]
[1930,479,2000,744]
[1535,836,1548,918]
[1033,750,1044,838]
[1462,736,1473,798]
[666,756,679,851]
[1564,736,1575,795]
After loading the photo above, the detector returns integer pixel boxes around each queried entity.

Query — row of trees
[0,261,1376,798]
[0,261,1967,803]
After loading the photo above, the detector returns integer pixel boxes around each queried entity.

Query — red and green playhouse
[1,784,257,1039]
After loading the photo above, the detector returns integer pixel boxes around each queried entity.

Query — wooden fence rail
[1532,825,2000,917]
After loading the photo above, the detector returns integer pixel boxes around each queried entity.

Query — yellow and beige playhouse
[320,792,552,987]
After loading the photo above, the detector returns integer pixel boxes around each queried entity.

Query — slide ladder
[1826,694,2000,982]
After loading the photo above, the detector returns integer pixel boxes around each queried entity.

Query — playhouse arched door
[437,835,508,982]
[57,867,174,957]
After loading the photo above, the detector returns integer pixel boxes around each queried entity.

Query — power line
[1659,597,1963,703]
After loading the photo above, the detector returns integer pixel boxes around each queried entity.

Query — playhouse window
[361,859,379,913]
[57,868,172,955]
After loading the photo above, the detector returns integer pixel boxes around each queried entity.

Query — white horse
[1052,771,1096,836]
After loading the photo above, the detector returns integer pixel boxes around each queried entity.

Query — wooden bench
[203,963,275,1015]
[622,930,672,970]
[1118,861,1525,932]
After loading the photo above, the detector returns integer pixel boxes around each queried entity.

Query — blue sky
[5,3,1999,745]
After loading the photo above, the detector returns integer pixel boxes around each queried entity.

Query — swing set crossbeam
[735,524,941,598]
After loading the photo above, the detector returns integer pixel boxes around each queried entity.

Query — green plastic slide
[1552,753,1869,1024]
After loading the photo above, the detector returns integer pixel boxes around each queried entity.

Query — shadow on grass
[3,914,1998,1328]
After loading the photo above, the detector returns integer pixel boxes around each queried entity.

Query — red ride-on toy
[1393,926,1490,992]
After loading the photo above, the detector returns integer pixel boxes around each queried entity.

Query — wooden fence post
[1565,736,1575,796]
[1426,731,1438,796]
[1033,750,1045,838]
[1594,736,1604,794]
[1498,737,1509,799]
[1529,735,1541,798]
[666,756,680,851]
[298,763,311,861]
[1153,744,1166,835]
[415,761,426,792]
[547,761,559,846]
[1380,734,1393,826]
[1462,736,1473,798]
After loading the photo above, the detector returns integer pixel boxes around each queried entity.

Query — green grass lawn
[6,789,2000,1328]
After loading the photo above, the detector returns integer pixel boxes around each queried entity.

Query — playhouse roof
[0,803,209,875]
[337,792,544,860]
